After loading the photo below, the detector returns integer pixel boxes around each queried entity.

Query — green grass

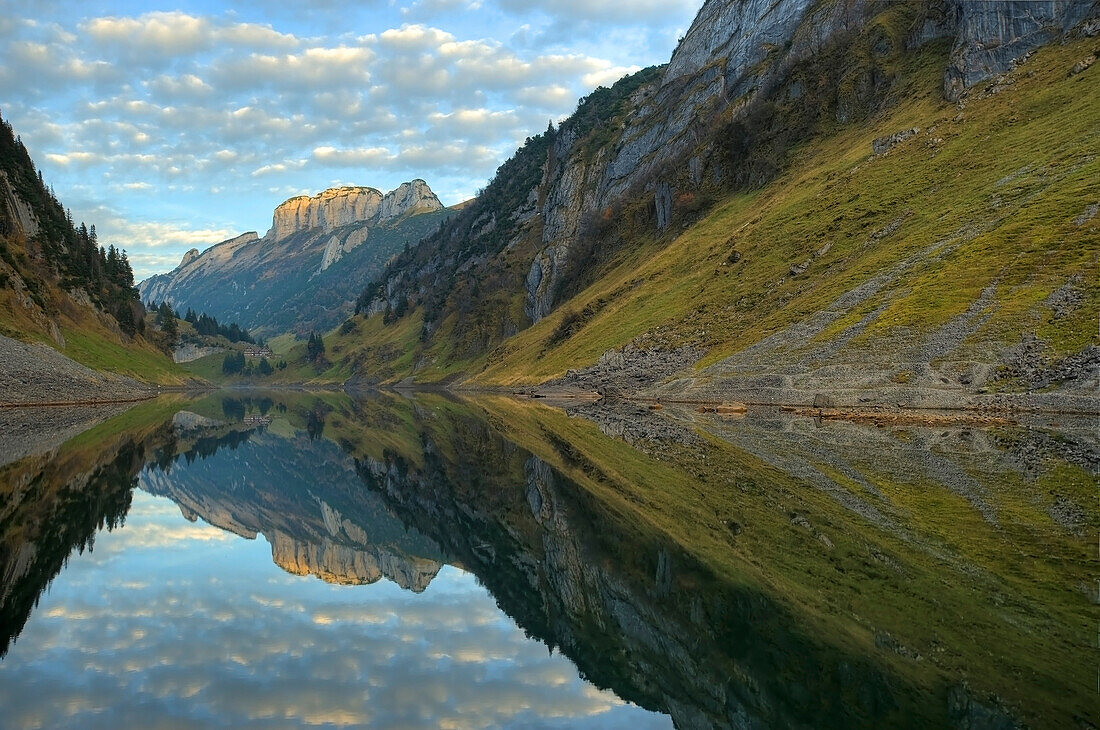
[453,38,1097,385]
[61,327,189,384]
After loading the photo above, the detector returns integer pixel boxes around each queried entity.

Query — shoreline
[453,383,1100,417]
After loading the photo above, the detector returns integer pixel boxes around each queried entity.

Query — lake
[0,392,1094,728]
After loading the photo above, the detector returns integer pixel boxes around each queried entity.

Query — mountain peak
[266,181,443,240]
[180,248,201,268]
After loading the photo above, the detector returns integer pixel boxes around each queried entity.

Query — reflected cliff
[139,399,444,593]
[332,393,1094,729]
[0,390,1093,729]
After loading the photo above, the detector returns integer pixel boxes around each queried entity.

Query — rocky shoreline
[0,333,157,407]
[517,341,1100,415]
[0,402,139,467]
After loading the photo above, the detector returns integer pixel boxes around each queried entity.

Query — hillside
[0,112,187,387]
[330,0,1098,410]
[139,181,456,337]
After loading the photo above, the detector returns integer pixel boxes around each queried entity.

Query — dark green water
[0,392,1094,728]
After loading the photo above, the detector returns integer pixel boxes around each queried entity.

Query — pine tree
[306,332,325,361]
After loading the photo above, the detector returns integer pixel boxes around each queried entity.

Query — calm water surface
[0,392,1094,728]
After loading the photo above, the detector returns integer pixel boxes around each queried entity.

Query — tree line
[0,110,141,335]
[145,300,255,345]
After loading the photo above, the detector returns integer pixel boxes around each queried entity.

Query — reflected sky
[0,491,671,729]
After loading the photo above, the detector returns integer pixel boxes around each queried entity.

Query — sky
[0,0,698,279]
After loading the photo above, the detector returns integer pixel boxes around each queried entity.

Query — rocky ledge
[267,179,443,241]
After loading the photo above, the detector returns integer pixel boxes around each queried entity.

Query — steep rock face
[140,232,259,306]
[268,180,442,241]
[137,180,451,334]
[518,0,874,322]
[380,179,442,220]
[269,187,382,240]
[0,171,39,239]
[944,0,1099,97]
[179,248,200,267]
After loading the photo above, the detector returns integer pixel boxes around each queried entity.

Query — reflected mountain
[1,390,1092,729]
[0,399,255,655]
[336,393,1093,729]
[140,407,444,593]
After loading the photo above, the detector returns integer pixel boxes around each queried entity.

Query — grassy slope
[329,38,1097,387]
[0,294,190,386]
[1,237,190,385]
[472,38,1098,384]
[59,326,189,384]
[184,311,426,386]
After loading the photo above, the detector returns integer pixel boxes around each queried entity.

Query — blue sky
[0,0,697,278]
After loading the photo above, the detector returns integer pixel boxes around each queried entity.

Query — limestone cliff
[137,180,451,335]
[944,0,1099,97]
[0,170,39,239]
[265,181,441,241]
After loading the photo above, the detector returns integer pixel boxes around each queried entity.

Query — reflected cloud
[0,489,668,729]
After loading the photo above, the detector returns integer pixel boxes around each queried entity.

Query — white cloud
[495,0,694,24]
[0,1,695,278]
[80,11,298,61]
[250,159,307,177]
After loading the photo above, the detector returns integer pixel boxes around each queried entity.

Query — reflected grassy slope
[322,392,1093,727]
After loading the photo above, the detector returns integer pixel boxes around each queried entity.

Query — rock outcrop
[0,170,39,239]
[266,181,441,241]
[179,248,200,267]
[137,180,451,335]
[944,0,1100,98]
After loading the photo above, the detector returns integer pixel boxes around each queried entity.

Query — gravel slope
[0,334,155,406]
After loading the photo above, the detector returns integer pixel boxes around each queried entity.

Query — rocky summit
[138,180,451,336]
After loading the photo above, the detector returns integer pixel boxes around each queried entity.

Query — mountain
[0,112,185,388]
[333,0,1098,409]
[139,180,454,337]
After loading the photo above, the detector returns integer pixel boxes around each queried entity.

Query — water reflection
[0,391,1094,729]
